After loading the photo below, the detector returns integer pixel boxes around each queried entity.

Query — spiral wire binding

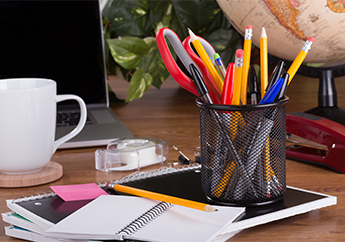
[12,192,56,203]
[117,202,172,237]
[100,163,201,190]
[10,163,201,203]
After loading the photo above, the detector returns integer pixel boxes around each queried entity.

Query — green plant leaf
[102,0,240,102]
[150,1,186,39]
[199,2,232,34]
[126,68,153,102]
[140,37,170,89]
[107,37,149,69]
[103,0,151,36]
[170,0,225,37]
[149,0,226,40]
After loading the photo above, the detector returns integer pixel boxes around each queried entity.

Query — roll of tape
[95,137,168,172]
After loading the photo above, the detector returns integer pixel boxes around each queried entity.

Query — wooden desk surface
[1,74,345,241]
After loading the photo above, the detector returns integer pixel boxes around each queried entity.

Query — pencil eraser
[307,37,315,43]
[246,25,253,30]
[236,49,244,58]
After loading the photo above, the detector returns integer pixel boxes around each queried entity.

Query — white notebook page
[44,195,245,241]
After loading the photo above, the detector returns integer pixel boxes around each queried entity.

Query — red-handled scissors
[156,27,222,104]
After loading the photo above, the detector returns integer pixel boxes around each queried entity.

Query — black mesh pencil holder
[196,97,289,206]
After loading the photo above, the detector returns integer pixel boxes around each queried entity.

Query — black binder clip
[286,112,345,173]
[173,146,192,164]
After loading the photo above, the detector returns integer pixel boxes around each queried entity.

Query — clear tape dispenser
[95,137,168,172]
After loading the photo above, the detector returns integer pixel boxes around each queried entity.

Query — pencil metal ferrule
[235,56,243,68]
[244,29,253,40]
[301,40,313,53]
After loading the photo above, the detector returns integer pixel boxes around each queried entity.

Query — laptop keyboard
[56,111,93,127]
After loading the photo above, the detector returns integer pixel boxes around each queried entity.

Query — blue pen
[259,76,285,104]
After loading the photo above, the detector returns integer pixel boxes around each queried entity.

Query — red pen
[222,63,235,105]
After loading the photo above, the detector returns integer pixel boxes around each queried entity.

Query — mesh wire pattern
[197,98,288,206]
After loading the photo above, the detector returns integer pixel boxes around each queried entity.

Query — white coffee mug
[0,78,87,174]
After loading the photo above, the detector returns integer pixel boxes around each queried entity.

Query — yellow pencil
[287,37,315,85]
[260,27,270,186]
[113,184,217,212]
[188,28,223,94]
[231,50,245,142]
[241,25,253,105]
[260,26,268,98]
[213,161,236,197]
[232,49,243,105]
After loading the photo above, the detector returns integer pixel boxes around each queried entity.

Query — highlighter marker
[214,53,226,81]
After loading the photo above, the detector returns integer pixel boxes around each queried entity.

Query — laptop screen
[0,0,107,108]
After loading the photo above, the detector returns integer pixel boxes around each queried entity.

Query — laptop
[0,0,133,148]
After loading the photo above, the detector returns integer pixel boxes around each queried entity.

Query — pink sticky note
[51,183,108,201]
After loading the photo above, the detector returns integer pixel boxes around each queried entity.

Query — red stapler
[286,112,345,173]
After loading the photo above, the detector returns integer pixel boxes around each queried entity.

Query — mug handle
[53,94,87,152]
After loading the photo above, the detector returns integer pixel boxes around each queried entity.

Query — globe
[217,0,345,65]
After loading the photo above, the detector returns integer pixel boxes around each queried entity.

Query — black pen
[189,63,213,104]
[274,73,290,101]
[266,60,284,92]
[190,62,226,194]
[249,65,260,104]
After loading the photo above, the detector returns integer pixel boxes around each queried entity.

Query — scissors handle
[156,27,198,96]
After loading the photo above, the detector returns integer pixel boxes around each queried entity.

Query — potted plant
[102,0,241,102]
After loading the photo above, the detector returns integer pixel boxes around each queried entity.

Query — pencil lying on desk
[108,183,218,212]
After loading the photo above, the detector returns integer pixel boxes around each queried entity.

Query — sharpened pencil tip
[188,28,197,41]
[205,204,217,212]
[261,26,267,38]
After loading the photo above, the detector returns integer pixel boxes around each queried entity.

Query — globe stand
[296,63,345,126]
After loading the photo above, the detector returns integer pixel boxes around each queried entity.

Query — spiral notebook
[5,164,337,242]
[4,226,95,242]
[5,226,62,242]
[43,195,244,241]
[2,212,46,235]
